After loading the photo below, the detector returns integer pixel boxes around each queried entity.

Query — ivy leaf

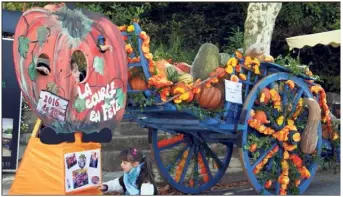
[115,88,125,108]
[37,26,49,46]
[74,96,86,113]
[46,82,58,94]
[28,62,37,81]
[243,144,249,150]
[93,56,104,76]
[18,36,30,59]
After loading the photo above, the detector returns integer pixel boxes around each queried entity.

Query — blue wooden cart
[122,22,338,195]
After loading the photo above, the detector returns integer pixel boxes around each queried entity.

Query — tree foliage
[3,2,340,92]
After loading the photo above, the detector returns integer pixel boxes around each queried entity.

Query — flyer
[225,79,243,104]
[64,149,101,192]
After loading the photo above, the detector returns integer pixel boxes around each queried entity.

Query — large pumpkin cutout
[13,5,128,135]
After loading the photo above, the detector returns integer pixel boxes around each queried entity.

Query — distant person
[99,148,157,195]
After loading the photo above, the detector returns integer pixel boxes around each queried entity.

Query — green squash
[191,43,220,80]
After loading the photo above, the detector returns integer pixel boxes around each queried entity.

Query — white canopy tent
[286,30,340,50]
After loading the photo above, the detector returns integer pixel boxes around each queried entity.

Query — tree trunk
[244,3,282,56]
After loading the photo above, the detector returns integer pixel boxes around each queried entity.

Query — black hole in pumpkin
[71,50,87,83]
[37,54,51,76]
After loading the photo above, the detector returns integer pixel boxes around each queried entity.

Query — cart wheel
[239,72,322,195]
[151,128,233,194]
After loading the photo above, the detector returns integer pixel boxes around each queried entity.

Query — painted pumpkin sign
[12,4,128,136]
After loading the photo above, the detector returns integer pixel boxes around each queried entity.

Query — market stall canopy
[286,30,340,50]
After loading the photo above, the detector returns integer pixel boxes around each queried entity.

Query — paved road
[210,171,340,195]
[2,170,340,195]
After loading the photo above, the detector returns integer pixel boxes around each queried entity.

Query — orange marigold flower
[289,154,303,168]
[298,166,311,179]
[126,44,133,54]
[118,25,127,31]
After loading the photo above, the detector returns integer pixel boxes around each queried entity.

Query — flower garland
[118,23,154,68]
[253,145,279,174]
[175,149,189,182]
[310,85,338,141]
[157,134,184,148]
[198,153,209,183]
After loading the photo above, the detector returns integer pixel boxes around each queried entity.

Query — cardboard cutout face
[13,4,127,134]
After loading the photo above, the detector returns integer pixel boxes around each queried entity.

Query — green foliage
[223,27,244,54]
[248,133,273,152]
[151,18,197,64]
[127,92,154,110]
[175,102,225,120]
[319,75,340,92]
[295,45,340,93]
[5,2,339,94]
[2,2,48,11]
[274,55,320,81]
[74,2,152,25]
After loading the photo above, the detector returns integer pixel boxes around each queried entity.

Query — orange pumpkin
[230,74,239,82]
[129,77,147,90]
[254,110,270,124]
[195,85,222,110]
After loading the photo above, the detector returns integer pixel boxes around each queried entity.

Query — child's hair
[70,59,77,70]
[119,148,155,185]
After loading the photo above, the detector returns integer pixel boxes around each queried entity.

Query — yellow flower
[298,98,303,107]
[332,132,339,141]
[281,160,289,170]
[225,65,234,74]
[173,98,182,104]
[254,65,260,74]
[292,132,301,142]
[179,92,190,101]
[127,25,135,32]
[277,116,284,126]
[227,57,238,67]
[287,119,294,126]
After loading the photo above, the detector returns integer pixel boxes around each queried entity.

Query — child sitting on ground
[99,148,157,195]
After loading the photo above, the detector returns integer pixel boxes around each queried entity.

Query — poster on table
[64,149,101,192]
[2,38,22,171]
